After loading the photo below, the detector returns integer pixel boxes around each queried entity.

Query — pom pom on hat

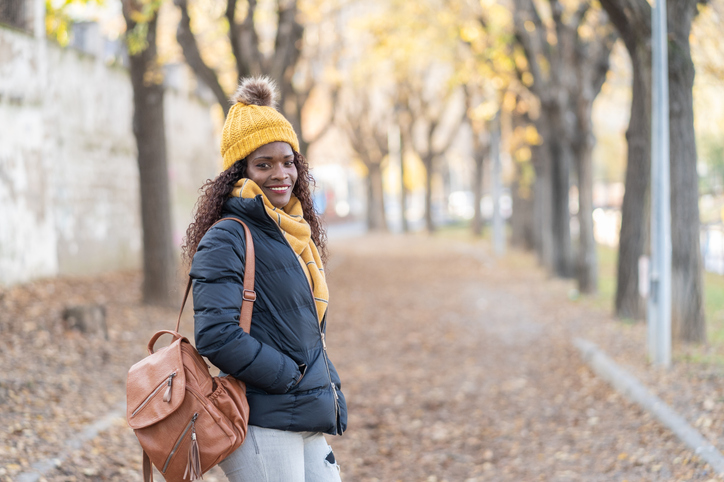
[230,76,277,108]
[220,76,300,171]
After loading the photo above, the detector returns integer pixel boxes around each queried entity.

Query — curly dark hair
[181,151,327,266]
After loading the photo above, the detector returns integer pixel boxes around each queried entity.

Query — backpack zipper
[162,412,198,473]
[131,372,176,417]
[162,372,177,403]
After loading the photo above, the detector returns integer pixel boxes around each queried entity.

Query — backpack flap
[127,335,187,429]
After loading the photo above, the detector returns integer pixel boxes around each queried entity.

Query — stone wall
[0,25,221,286]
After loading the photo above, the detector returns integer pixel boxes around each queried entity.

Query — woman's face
[245,142,298,208]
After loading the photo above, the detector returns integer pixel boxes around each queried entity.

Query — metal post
[648,0,660,362]
[648,0,671,367]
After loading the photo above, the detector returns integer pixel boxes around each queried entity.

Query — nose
[270,162,288,181]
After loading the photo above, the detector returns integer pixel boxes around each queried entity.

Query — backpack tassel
[184,420,202,481]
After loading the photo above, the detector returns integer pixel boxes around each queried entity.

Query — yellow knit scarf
[232,178,328,324]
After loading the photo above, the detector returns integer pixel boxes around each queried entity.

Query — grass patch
[704,270,724,346]
[595,243,724,365]
[591,244,618,312]
[433,221,485,240]
[676,349,724,366]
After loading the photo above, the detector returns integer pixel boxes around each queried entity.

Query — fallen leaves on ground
[0,233,721,481]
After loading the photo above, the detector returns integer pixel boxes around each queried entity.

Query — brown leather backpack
[127,218,255,481]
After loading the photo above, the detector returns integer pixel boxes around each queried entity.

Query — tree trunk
[668,0,705,342]
[398,109,412,233]
[471,134,486,237]
[600,0,704,341]
[491,122,506,255]
[616,47,651,320]
[510,111,535,250]
[552,144,573,278]
[598,0,652,320]
[511,178,535,249]
[575,136,597,292]
[532,119,555,271]
[366,163,387,231]
[423,155,435,233]
[545,105,574,278]
[574,104,598,293]
[573,32,614,293]
[123,6,175,305]
[400,146,409,233]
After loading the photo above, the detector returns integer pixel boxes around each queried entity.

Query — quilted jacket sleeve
[190,224,301,394]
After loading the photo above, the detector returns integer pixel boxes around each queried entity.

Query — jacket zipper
[131,372,176,417]
[162,412,198,473]
[269,222,343,434]
[318,316,342,434]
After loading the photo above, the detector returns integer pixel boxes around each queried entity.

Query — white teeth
[269,187,288,192]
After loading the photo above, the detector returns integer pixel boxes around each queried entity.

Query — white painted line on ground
[574,337,724,475]
[15,401,127,482]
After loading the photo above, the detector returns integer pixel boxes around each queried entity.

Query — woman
[182,76,347,482]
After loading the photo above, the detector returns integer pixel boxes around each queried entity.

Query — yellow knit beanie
[220,76,300,171]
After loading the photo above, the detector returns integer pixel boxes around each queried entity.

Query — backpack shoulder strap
[175,217,256,333]
[143,450,153,482]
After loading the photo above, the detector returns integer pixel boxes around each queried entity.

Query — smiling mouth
[267,186,290,193]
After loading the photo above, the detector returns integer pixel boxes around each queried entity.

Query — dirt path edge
[574,337,724,475]
[14,402,127,482]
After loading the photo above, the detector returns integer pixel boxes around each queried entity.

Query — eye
[254,162,270,169]
[284,160,295,167]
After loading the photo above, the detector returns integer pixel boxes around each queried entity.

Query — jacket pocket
[291,363,307,388]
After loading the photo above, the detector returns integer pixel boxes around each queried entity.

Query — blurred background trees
[29,0,724,345]
[173,0,339,153]
[511,0,616,292]
[600,0,708,342]
[338,86,390,231]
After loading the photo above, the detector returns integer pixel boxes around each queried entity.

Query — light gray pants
[218,425,342,482]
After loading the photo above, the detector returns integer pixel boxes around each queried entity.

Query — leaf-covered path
[328,234,716,481]
[1,233,720,481]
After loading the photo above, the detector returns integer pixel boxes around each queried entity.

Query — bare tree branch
[225,0,248,78]
[583,27,617,99]
[303,86,340,146]
[511,0,550,97]
[571,1,592,27]
[229,0,263,78]
[599,0,651,50]
[549,0,564,26]
[174,0,230,115]
[270,1,303,82]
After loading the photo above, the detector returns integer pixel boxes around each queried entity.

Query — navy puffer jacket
[190,195,347,435]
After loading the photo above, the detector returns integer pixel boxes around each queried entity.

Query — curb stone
[573,337,724,475]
